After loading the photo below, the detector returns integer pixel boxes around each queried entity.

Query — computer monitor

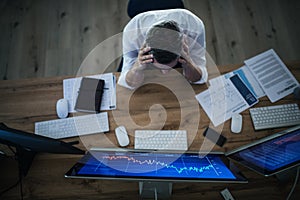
[226,125,300,177]
[66,148,247,183]
[66,148,247,198]
[0,123,85,177]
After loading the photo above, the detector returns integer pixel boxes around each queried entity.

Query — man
[118,9,207,89]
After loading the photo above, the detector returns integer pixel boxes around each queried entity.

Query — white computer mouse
[231,113,242,133]
[56,98,69,119]
[115,126,130,147]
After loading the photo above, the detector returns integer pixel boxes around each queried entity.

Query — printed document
[244,49,299,102]
[63,73,116,113]
[196,75,258,126]
[222,65,265,98]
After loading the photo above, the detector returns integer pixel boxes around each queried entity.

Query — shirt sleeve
[117,20,141,90]
[117,49,137,90]
[185,18,207,84]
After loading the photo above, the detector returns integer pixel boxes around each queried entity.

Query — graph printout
[196,75,257,126]
[76,151,237,180]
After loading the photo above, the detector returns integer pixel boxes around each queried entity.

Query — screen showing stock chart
[73,150,238,181]
[229,127,300,176]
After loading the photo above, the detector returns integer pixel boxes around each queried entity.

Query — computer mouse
[231,114,242,133]
[56,98,69,119]
[115,126,130,147]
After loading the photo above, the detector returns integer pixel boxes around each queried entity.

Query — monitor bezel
[226,125,300,177]
[65,148,248,183]
[0,122,85,177]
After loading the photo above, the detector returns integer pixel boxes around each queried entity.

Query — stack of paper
[196,49,299,126]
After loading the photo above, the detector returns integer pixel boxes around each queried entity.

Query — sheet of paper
[63,73,116,113]
[196,76,255,126]
[218,65,265,98]
[244,49,299,102]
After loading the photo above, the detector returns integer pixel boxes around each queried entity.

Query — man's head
[146,20,183,68]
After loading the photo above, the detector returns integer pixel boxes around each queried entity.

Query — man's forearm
[125,63,145,88]
[183,63,202,82]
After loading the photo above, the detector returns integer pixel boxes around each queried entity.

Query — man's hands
[125,44,153,88]
[138,45,154,66]
[125,36,203,88]
[178,35,202,82]
[178,36,193,66]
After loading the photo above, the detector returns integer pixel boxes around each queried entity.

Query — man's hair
[146,21,182,64]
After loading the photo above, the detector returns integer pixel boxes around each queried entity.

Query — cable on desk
[0,161,23,200]
[19,170,24,200]
[0,145,24,200]
[286,166,300,200]
[0,178,21,197]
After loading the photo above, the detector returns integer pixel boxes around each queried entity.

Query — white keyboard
[35,112,109,139]
[134,130,188,150]
[249,103,300,130]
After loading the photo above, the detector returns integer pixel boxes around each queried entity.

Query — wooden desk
[0,62,300,199]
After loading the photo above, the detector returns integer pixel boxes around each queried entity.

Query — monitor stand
[16,147,36,177]
[139,181,173,199]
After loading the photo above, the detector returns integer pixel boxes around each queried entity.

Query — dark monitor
[226,125,300,176]
[65,148,247,183]
[0,123,85,177]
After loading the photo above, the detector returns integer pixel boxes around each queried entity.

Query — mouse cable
[286,166,300,200]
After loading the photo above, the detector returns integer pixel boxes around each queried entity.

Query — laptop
[226,125,300,176]
[65,148,247,183]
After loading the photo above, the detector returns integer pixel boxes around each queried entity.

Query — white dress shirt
[118,9,207,89]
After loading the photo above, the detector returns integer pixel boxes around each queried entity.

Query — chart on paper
[196,76,254,126]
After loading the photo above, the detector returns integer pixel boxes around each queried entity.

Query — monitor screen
[226,125,300,176]
[65,148,247,183]
[0,122,85,177]
[0,123,84,154]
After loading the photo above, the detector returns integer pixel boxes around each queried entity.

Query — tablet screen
[227,126,300,176]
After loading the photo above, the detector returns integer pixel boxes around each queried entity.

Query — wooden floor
[0,0,299,80]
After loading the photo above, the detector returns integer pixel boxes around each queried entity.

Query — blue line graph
[102,155,214,174]
[78,151,237,180]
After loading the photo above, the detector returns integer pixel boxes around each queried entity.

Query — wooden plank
[232,0,300,62]
[208,0,248,65]
[274,0,300,61]
[185,0,219,65]
[4,0,29,80]
[0,0,130,80]
[239,0,285,58]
